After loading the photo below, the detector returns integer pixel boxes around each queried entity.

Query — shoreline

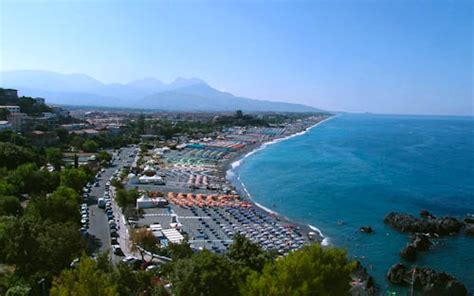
[221,115,336,246]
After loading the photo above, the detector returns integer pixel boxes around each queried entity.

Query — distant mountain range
[0,70,322,112]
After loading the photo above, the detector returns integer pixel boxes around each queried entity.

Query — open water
[230,113,474,292]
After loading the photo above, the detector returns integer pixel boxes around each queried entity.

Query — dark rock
[386,263,408,284]
[387,264,468,295]
[365,276,376,295]
[410,233,432,251]
[464,216,474,224]
[465,224,474,236]
[420,210,436,219]
[436,217,463,235]
[400,244,417,261]
[360,226,373,233]
[384,212,463,235]
[351,261,377,295]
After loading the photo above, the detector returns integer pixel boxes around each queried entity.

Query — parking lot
[138,203,307,255]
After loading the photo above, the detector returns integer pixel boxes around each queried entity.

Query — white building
[0,105,20,114]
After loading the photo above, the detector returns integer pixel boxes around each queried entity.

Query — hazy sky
[0,0,472,115]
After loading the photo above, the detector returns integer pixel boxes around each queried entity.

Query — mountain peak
[168,77,208,89]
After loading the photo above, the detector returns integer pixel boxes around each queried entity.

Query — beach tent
[136,196,168,209]
[136,196,154,209]
[162,228,184,244]
[138,175,164,185]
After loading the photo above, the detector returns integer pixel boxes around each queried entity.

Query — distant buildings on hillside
[0,105,21,114]
[0,87,71,133]
[2,88,18,99]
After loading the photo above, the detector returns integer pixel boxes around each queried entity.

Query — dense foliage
[115,188,139,208]
[242,244,355,296]
[0,139,96,294]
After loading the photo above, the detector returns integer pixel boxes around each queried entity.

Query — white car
[122,256,136,263]
[146,264,159,271]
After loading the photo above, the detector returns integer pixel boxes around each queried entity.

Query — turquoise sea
[229,114,474,292]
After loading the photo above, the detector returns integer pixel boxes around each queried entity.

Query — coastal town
[2,87,371,295]
[2,0,471,293]
[2,87,471,295]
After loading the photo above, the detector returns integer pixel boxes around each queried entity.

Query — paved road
[88,146,136,253]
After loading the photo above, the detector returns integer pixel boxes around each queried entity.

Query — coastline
[222,115,336,246]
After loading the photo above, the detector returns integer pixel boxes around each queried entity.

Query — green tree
[5,283,31,296]
[96,151,112,163]
[170,250,239,296]
[168,240,194,260]
[0,195,22,216]
[115,189,130,208]
[0,180,14,195]
[0,143,41,170]
[128,188,139,201]
[0,216,85,278]
[60,168,89,193]
[50,257,118,296]
[70,136,84,150]
[0,217,41,276]
[114,262,154,296]
[7,163,59,195]
[7,163,40,194]
[110,178,123,189]
[55,128,69,143]
[46,147,63,171]
[27,186,80,224]
[115,189,139,208]
[82,139,99,153]
[242,244,355,296]
[37,221,86,274]
[227,233,272,273]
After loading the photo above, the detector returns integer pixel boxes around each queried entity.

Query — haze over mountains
[0,70,321,112]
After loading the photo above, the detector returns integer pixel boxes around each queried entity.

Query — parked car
[112,244,124,256]
[122,256,136,263]
[98,198,106,209]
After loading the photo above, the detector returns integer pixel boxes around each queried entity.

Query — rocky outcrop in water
[350,261,376,295]
[399,233,432,262]
[400,244,417,261]
[387,263,467,295]
[465,224,474,236]
[410,233,432,251]
[420,210,436,219]
[463,216,474,224]
[359,226,373,233]
[384,212,463,235]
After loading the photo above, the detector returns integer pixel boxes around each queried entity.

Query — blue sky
[0,0,472,115]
